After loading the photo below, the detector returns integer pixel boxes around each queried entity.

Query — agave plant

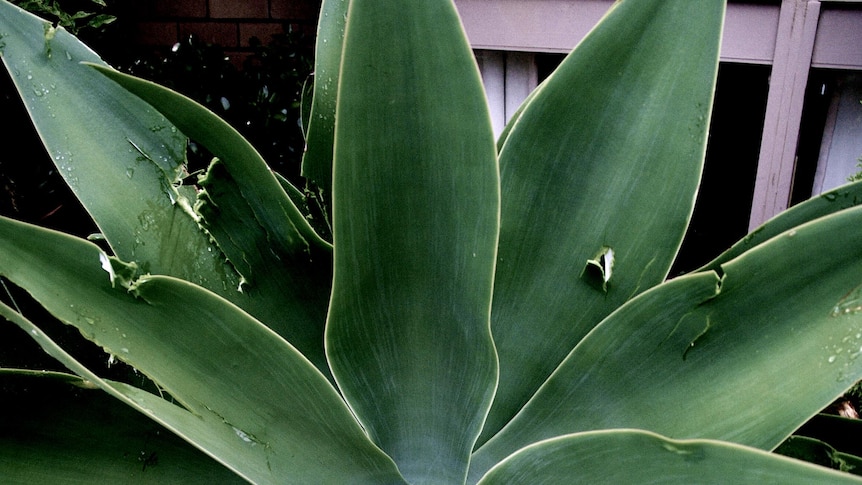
[3,0,862,482]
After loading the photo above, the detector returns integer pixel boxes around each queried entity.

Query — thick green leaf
[0,0,334,376]
[0,0,236,290]
[476,430,862,484]
[471,205,862,479]
[88,64,329,255]
[85,63,334,375]
[301,0,347,198]
[325,0,499,482]
[481,0,725,444]
[699,179,862,272]
[0,216,406,484]
[193,160,332,378]
[0,372,244,484]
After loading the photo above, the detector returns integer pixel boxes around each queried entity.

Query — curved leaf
[1,301,400,484]
[324,0,499,482]
[481,0,725,444]
[193,160,331,370]
[476,430,862,484]
[88,64,329,254]
[699,179,862,272]
[472,205,862,479]
[87,65,333,376]
[0,216,406,484]
[0,1,235,290]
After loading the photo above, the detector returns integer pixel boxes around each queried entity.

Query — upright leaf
[301,0,348,199]
[481,0,725,443]
[325,0,499,482]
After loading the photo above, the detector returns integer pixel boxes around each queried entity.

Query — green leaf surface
[0,216,406,484]
[88,64,329,254]
[194,161,332,378]
[325,0,499,482]
[301,0,347,197]
[476,430,862,484]
[0,372,244,484]
[471,205,862,479]
[480,0,725,444]
[0,1,235,290]
[88,65,333,376]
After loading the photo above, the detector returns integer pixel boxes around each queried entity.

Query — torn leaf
[126,137,187,207]
[99,251,138,289]
[42,24,55,57]
[582,246,615,292]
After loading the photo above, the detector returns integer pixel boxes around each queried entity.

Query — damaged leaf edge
[475,270,723,458]
[85,62,331,255]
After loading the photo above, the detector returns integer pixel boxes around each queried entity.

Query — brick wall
[131,0,321,66]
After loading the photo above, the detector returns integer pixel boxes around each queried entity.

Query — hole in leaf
[581,246,614,293]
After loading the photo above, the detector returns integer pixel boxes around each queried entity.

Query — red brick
[179,21,238,47]
[154,0,207,18]
[271,0,320,20]
[135,22,179,47]
[210,0,268,19]
[239,22,284,46]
